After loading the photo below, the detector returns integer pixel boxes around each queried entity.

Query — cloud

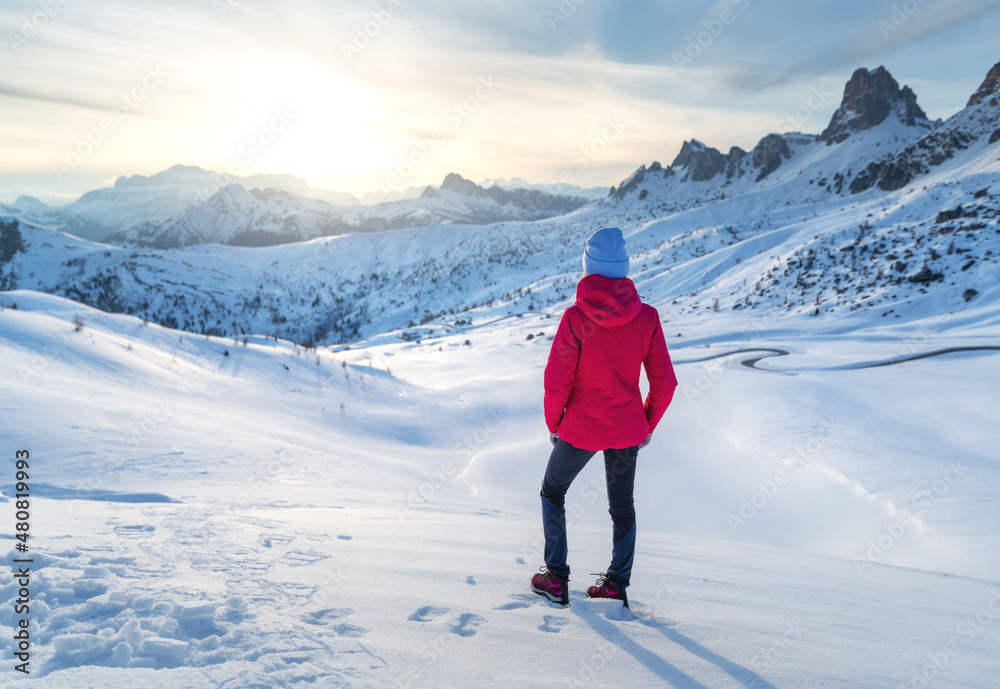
[0,84,111,113]
[720,0,1000,94]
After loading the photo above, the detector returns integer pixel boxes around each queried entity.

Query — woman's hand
[638,434,652,450]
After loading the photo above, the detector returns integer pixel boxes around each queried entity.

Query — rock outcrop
[967,61,1000,107]
[671,140,728,181]
[820,66,928,144]
[752,134,791,182]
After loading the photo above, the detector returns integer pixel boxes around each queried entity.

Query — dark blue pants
[540,438,638,589]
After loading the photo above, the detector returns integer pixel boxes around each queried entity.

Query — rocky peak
[670,140,707,168]
[820,66,928,144]
[967,61,1000,107]
[752,134,791,182]
[671,140,727,182]
[440,173,483,196]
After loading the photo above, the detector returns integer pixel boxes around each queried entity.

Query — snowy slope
[1,291,999,687]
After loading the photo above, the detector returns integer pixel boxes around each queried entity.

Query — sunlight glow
[235,59,389,178]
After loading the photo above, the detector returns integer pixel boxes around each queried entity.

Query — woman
[531,227,677,607]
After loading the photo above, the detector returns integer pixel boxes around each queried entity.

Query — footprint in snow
[259,533,293,548]
[497,592,565,611]
[466,575,476,585]
[450,613,485,637]
[284,550,330,566]
[305,608,353,625]
[304,608,366,636]
[409,605,449,623]
[538,615,568,633]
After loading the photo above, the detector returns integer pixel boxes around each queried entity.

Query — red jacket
[544,275,677,451]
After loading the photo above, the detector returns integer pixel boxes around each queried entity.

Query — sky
[1,0,999,204]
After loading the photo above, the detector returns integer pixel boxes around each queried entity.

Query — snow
[2,63,1000,689]
[2,286,999,688]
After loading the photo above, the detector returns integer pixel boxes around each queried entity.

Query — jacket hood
[575,274,642,327]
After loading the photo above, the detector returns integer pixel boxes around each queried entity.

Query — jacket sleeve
[643,314,677,434]
[543,310,580,433]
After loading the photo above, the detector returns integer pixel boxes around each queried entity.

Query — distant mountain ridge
[102,173,590,248]
[0,167,592,246]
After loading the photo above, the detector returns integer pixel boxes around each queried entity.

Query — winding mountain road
[674,346,1000,372]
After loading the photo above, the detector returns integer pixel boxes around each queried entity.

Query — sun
[234,59,390,181]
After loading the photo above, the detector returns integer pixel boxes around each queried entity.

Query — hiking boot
[531,567,569,605]
[586,573,628,608]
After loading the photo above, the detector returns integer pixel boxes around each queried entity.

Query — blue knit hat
[583,227,629,278]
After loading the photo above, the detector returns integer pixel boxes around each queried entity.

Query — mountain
[0,166,362,243]
[0,166,591,247]
[847,60,1000,194]
[607,64,965,209]
[478,176,611,200]
[0,195,113,242]
[108,173,591,248]
[967,59,1000,107]
[819,66,931,144]
[358,184,427,206]
[106,184,353,249]
[1,61,997,346]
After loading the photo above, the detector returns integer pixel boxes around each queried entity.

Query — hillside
[1,289,998,687]
[2,62,998,346]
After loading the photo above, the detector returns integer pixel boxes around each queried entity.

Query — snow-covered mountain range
[102,172,591,248]
[0,168,591,246]
[1,60,997,346]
